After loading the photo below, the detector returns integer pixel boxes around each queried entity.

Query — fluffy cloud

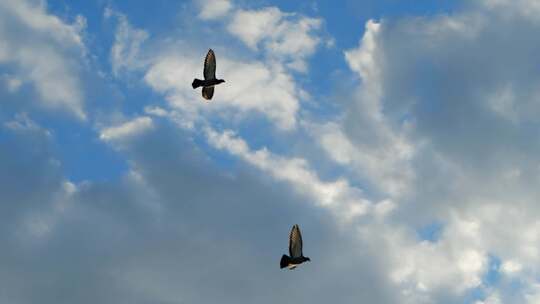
[307,20,415,199]
[205,128,376,221]
[106,9,149,76]
[227,8,282,49]
[107,2,326,131]
[197,0,232,20]
[227,7,324,72]
[0,114,400,304]
[330,0,540,301]
[144,53,300,130]
[0,0,87,119]
[309,121,415,199]
[99,116,154,142]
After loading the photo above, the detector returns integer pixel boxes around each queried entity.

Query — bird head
[304,257,311,262]
[218,79,225,84]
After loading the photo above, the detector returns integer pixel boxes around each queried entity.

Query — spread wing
[289,224,303,258]
[203,49,216,80]
[202,86,214,100]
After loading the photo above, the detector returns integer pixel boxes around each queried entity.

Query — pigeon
[280,224,311,270]
[192,49,225,100]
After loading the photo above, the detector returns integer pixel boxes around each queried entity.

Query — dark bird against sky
[192,49,225,100]
[280,224,311,270]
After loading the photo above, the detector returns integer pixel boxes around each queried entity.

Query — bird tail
[192,79,203,89]
[280,255,291,269]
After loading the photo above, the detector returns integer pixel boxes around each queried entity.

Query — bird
[192,49,225,100]
[280,224,311,270]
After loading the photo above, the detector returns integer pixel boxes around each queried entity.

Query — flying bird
[192,49,225,100]
[280,224,311,270]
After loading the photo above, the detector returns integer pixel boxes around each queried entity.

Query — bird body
[192,49,225,100]
[280,224,310,270]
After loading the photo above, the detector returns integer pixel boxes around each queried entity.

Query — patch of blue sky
[461,255,501,303]
[0,80,129,185]
[47,117,128,183]
[416,220,444,242]
[484,254,502,286]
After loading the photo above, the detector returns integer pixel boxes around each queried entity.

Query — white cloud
[4,112,51,137]
[453,203,540,275]
[306,20,415,199]
[144,106,169,117]
[108,3,326,131]
[100,116,154,142]
[197,0,232,20]
[0,0,86,119]
[501,260,522,276]
[344,20,381,81]
[227,7,323,72]
[374,223,487,298]
[313,0,540,301]
[107,9,149,75]
[227,8,283,50]
[144,52,300,130]
[309,121,415,198]
[205,128,374,221]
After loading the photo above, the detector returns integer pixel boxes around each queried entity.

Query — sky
[2,0,540,303]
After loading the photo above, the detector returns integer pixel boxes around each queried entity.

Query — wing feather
[202,86,214,100]
[289,224,303,258]
[203,49,216,80]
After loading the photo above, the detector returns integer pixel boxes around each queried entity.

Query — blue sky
[2,0,540,303]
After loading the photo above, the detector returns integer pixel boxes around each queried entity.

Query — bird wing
[289,224,303,258]
[202,86,214,100]
[203,49,216,80]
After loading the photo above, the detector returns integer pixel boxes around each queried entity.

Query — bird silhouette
[280,224,311,269]
[192,49,225,100]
